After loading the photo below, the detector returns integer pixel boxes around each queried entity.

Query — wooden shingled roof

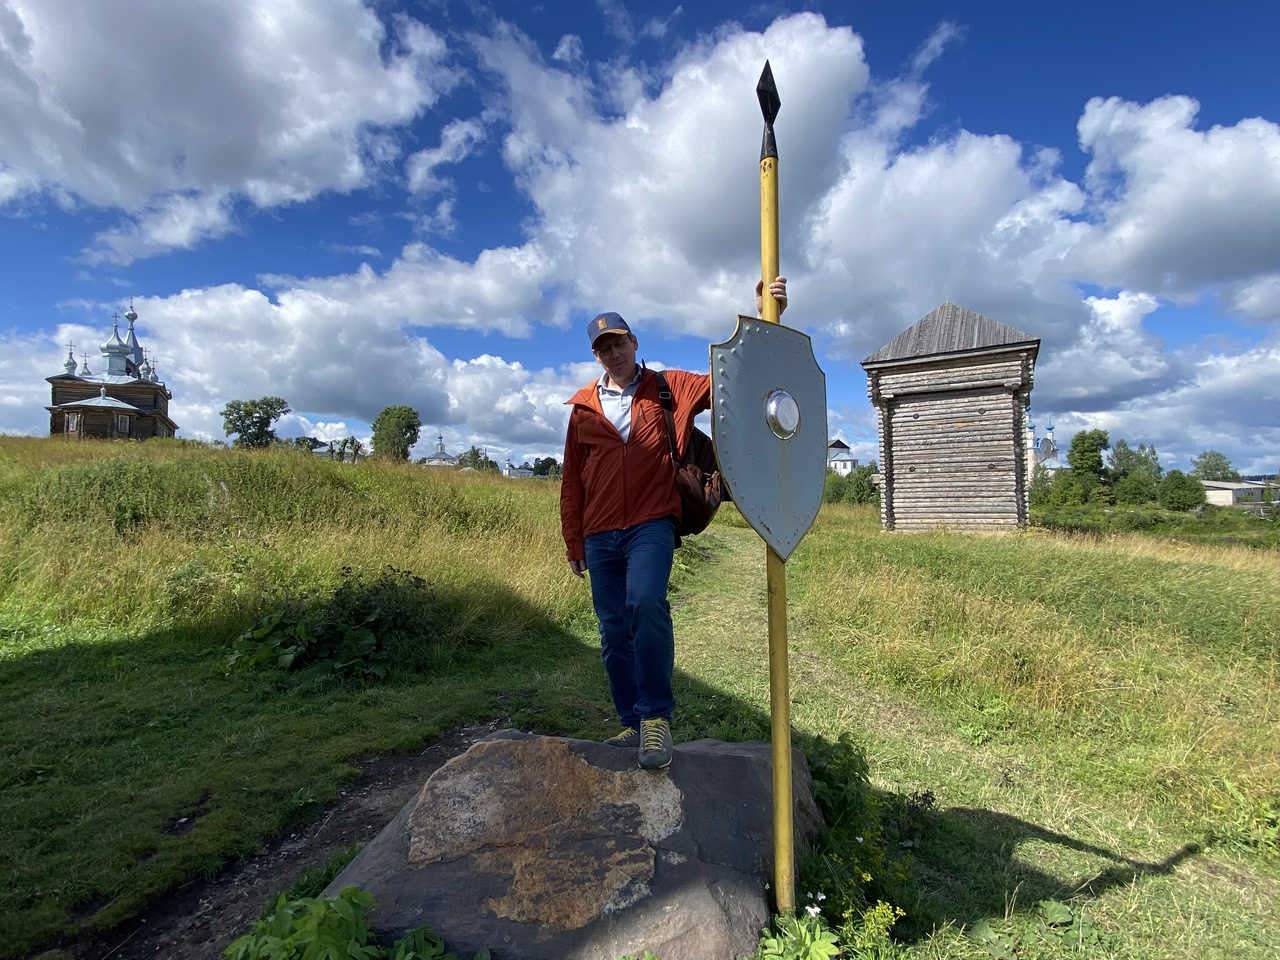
[862,301,1039,366]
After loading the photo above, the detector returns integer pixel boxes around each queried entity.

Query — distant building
[862,301,1039,532]
[502,459,534,478]
[421,434,457,467]
[827,439,859,476]
[1200,480,1267,507]
[1026,421,1067,477]
[46,301,177,440]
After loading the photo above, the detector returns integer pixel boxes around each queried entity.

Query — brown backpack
[654,370,726,538]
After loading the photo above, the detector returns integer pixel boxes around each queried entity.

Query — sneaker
[638,717,673,770]
[604,726,640,748]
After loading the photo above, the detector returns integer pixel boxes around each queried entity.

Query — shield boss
[710,316,827,560]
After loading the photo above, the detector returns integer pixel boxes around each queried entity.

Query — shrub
[1114,471,1158,505]
[1047,471,1085,506]
[823,467,879,506]
[1087,482,1114,506]
[225,566,471,689]
[1159,470,1207,512]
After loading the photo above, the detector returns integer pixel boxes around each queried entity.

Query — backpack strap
[653,370,682,470]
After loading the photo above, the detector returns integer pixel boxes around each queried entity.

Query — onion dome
[101,319,128,356]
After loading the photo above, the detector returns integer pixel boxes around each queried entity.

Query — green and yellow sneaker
[638,717,673,770]
[604,726,640,748]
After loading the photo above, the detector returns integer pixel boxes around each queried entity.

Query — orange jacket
[560,367,710,561]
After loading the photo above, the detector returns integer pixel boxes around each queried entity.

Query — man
[560,278,788,770]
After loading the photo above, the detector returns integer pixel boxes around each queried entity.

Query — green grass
[1031,500,1279,548]
[1,437,1277,959]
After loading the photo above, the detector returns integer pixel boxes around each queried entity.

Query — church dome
[101,321,128,355]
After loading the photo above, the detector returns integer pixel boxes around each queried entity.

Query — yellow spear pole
[756,60,794,916]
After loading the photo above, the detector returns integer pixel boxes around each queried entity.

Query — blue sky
[3,0,1278,474]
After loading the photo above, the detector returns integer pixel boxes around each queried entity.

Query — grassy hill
[1,436,1276,959]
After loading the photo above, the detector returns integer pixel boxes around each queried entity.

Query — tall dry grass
[793,504,1280,817]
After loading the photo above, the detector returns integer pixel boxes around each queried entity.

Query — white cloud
[6,10,1280,476]
[87,192,238,265]
[406,118,486,196]
[1069,95,1280,302]
[1224,274,1280,322]
[474,12,870,333]
[1064,341,1280,477]
[1033,292,1178,409]
[0,0,456,260]
[551,34,584,67]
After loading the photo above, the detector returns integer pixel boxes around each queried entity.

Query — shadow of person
[900,801,1201,936]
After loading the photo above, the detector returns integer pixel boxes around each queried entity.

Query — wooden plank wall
[869,351,1033,531]
[51,382,172,417]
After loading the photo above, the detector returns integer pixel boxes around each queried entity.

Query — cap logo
[596,317,608,331]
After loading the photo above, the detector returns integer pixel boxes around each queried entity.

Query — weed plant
[226,887,490,960]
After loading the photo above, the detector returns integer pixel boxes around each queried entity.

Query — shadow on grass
[3,571,1206,958]
[899,804,1201,938]
[0,576,614,959]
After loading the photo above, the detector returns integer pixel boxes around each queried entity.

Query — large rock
[324,730,823,960]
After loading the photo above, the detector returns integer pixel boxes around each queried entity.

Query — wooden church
[861,302,1039,531]
[46,301,178,441]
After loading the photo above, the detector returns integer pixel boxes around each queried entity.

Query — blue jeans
[584,517,676,728]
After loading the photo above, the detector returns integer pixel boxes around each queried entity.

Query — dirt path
[57,720,505,960]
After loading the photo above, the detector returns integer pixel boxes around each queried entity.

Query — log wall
[868,350,1034,531]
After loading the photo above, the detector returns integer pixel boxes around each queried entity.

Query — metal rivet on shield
[765,389,800,439]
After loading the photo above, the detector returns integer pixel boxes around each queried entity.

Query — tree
[1108,439,1162,484]
[822,465,879,505]
[221,397,290,449]
[1029,464,1053,507]
[1048,470,1086,506]
[370,405,422,461]
[1189,449,1239,482]
[333,436,364,463]
[457,445,499,472]
[847,464,879,504]
[532,456,562,478]
[1066,429,1109,494]
[291,436,324,452]
[1113,471,1159,505]
[1159,470,1207,511]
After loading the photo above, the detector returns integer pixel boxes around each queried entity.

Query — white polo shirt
[597,365,644,443]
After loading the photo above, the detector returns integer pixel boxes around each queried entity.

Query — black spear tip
[756,61,780,125]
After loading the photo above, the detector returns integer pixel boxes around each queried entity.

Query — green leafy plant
[225,887,384,960]
[969,899,1100,958]
[226,887,490,960]
[276,844,365,904]
[842,900,905,958]
[797,733,916,945]
[757,913,840,959]
[225,566,446,689]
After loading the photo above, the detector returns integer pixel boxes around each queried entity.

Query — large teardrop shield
[710,316,827,560]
